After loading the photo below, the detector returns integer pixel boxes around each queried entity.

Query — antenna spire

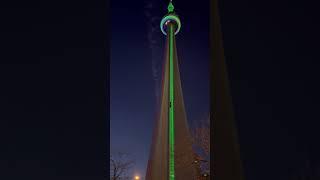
[167,1,174,12]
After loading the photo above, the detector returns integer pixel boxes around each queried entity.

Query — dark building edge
[210,0,244,179]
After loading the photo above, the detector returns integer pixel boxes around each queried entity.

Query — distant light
[135,175,140,180]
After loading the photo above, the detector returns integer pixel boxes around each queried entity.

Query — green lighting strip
[169,23,175,180]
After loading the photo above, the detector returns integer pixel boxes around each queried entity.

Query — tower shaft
[146,17,196,180]
[169,23,175,180]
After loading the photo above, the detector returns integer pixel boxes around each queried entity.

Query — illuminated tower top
[160,1,181,36]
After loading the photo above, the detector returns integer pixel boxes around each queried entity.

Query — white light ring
[160,14,181,36]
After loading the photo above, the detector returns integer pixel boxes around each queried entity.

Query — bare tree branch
[191,115,210,175]
[110,151,135,180]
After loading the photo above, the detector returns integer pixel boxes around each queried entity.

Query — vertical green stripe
[169,24,175,180]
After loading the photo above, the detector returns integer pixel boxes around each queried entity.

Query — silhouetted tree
[191,115,210,176]
[110,151,135,180]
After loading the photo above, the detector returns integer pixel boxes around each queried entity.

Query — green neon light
[160,14,181,35]
[169,23,175,180]
[168,2,174,12]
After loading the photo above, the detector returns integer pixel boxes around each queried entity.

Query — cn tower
[146,1,197,179]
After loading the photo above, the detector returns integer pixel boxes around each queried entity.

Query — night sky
[110,0,210,178]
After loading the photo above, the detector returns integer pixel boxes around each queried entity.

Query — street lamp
[134,175,140,180]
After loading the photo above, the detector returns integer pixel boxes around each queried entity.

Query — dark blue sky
[110,0,209,178]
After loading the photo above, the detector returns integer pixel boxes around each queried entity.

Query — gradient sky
[110,0,210,178]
